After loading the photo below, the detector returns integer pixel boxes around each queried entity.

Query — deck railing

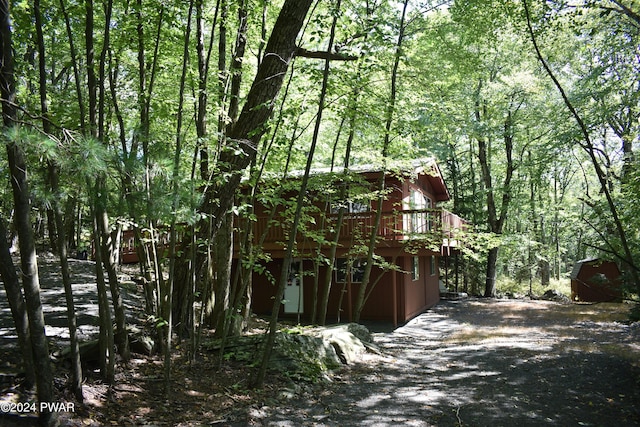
[253,208,468,249]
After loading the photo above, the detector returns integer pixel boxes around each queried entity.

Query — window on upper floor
[330,200,369,214]
[408,189,433,233]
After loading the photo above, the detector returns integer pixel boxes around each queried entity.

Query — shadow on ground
[252,299,640,427]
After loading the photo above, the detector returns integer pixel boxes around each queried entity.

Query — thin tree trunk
[212,0,248,337]
[85,0,116,383]
[196,0,211,180]
[92,207,115,384]
[98,209,130,360]
[354,0,409,323]
[255,0,331,388]
[34,0,83,399]
[165,0,195,396]
[0,216,35,388]
[136,1,165,317]
[51,183,83,400]
[475,94,515,297]
[97,0,129,360]
[1,2,57,423]
[318,116,354,325]
[228,0,248,123]
[60,0,86,132]
[524,0,640,288]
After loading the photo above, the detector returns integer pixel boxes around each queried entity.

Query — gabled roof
[262,158,451,202]
[570,258,620,280]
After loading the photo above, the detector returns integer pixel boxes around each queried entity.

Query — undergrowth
[496,276,572,298]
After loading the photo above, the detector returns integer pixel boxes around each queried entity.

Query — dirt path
[250,299,640,426]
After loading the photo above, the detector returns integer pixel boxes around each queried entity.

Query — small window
[430,256,436,276]
[336,258,366,283]
[331,201,369,214]
[412,256,420,281]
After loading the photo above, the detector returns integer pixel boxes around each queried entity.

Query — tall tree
[165,0,195,396]
[33,0,83,400]
[523,0,640,288]
[0,1,57,423]
[353,0,410,322]
[0,216,35,388]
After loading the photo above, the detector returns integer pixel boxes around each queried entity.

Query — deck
[249,208,468,254]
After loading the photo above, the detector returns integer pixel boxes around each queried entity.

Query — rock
[540,289,570,303]
[310,324,367,365]
[205,323,374,382]
[440,291,468,300]
[270,332,343,379]
[345,323,374,344]
[53,340,101,368]
[504,292,525,300]
[130,334,154,355]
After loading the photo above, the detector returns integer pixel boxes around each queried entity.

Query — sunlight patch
[356,393,392,408]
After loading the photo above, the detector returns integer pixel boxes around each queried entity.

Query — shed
[570,258,622,302]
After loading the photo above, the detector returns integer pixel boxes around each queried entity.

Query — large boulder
[205,323,373,382]
[308,324,368,365]
[540,289,571,303]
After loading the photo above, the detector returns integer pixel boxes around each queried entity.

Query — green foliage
[495,276,571,299]
[148,315,168,329]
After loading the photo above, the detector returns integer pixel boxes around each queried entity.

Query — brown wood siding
[571,260,622,303]
[249,257,433,323]
[402,256,439,322]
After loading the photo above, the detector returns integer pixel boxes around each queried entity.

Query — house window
[336,258,366,283]
[430,256,436,276]
[331,201,369,214]
[408,189,432,233]
[412,256,420,281]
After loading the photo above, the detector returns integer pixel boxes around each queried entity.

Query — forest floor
[0,255,639,426]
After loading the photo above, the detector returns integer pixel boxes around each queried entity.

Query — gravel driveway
[250,298,640,426]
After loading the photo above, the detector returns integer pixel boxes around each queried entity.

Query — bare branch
[295,47,358,61]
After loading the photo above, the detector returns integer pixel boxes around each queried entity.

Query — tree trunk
[8,145,57,423]
[34,0,84,399]
[318,64,362,326]
[476,95,515,297]
[0,217,36,388]
[45,209,58,255]
[212,212,233,335]
[1,2,57,424]
[228,0,248,123]
[92,209,115,384]
[353,0,409,323]
[251,0,318,388]
[484,246,499,297]
[524,0,640,288]
[165,0,196,395]
[98,207,130,360]
[202,0,314,237]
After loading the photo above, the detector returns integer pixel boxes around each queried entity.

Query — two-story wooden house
[242,159,468,326]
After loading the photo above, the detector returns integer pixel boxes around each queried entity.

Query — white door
[284,260,304,314]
